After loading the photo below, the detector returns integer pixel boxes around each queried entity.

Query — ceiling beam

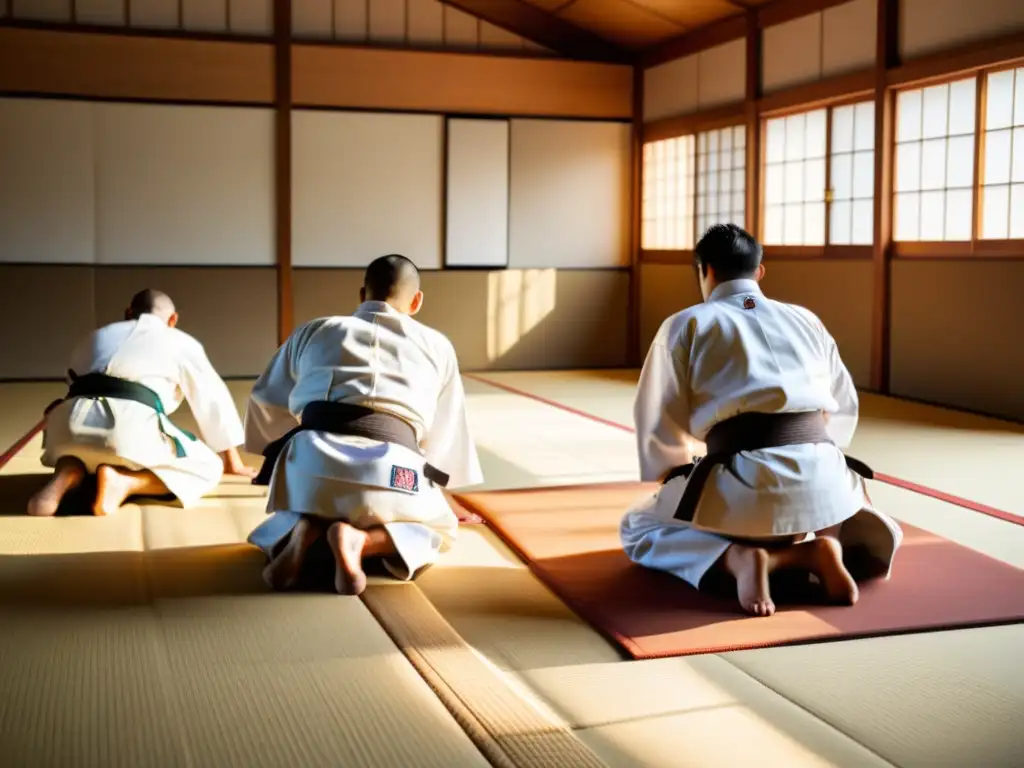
[438,0,631,63]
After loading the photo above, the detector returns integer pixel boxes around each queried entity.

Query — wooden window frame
[892,61,1024,259]
[758,93,875,260]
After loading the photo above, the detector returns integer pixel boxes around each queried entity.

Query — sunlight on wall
[486,269,557,362]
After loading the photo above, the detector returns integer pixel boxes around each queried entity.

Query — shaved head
[362,254,422,313]
[126,289,176,324]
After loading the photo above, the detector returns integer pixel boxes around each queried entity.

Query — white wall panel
[509,120,629,269]
[0,99,95,264]
[644,54,698,122]
[292,111,443,269]
[335,0,368,40]
[12,0,71,22]
[901,0,1024,59]
[444,5,478,48]
[370,0,406,43]
[183,0,228,32]
[446,119,510,268]
[822,0,876,77]
[293,0,333,39]
[407,0,443,46]
[230,0,273,35]
[77,0,126,25]
[698,38,746,109]
[763,13,823,92]
[130,0,179,29]
[95,104,275,265]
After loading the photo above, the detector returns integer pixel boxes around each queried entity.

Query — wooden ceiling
[442,0,775,61]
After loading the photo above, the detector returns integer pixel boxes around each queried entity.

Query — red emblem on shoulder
[743,296,756,310]
[390,466,419,492]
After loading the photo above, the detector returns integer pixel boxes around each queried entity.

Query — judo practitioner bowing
[620,224,902,616]
[244,254,484,596]
[28,289,253,517]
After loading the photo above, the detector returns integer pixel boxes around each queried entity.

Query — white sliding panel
[230,0,273,35]
[446,119,510,268]
[183,0,228,32]
[129,0,179,29]
[292,111,443,269]
[77,0,127,25]
[95,104,275,265]
[0,99,96,264]
[509,119,630,269]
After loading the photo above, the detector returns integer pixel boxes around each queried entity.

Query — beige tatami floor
[0,372,1021,767]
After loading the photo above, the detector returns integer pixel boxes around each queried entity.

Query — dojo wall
[0,58,631,379]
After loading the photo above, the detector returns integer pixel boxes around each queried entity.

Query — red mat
[455,482,1024,659]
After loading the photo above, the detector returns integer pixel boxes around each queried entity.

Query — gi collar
[708,279,762,302]
[357,300,399,315]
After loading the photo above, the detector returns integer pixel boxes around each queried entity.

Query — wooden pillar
[745,10,762,240]
[627,65,644,366]
[274,0,293,346]
[870,0,898,391]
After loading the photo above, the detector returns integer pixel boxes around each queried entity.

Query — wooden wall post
[745,9,762,241]
[628,64,644,366]
[274,0,293,346]
[870,0,898,391]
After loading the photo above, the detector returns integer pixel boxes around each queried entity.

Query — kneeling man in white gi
[29,289,253,517]
[621,224,902,617]
[244,254,483,596]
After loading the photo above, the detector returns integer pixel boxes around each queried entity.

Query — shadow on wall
[294,267,631,372]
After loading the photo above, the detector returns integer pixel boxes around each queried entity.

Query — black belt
[45,371,196,458]
[666,411,873,522]
[252,400,449,489]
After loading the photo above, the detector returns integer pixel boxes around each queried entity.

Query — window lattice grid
[981,66,1024,240]
[696,125,746,240]
[642,136,696,250]
[763,109,828,246]
[893,77,977,242]
[829,101,876,245]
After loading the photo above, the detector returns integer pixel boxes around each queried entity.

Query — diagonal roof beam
[439,0,632,63]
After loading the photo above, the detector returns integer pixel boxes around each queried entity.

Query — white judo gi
[620,279,903,588]
[42,314,244,506]
[244,301,484,581]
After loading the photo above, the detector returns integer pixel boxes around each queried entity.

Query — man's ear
[124,307,132,321]
[755,263,766,282]
[359,287,366,303]
[167,312,179,329]
[409,290,424,316]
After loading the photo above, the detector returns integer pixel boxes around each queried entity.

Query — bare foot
[808,537,859,605]
[93,465,133,516]
[262,518,320,591]
[725,545,775,617]
[326,523,369,596]
[27,460,86,517]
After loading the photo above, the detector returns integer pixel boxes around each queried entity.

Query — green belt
[64,372,197,458]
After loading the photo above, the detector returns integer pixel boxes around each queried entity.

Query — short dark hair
[363,254,421,301]
[694,224,762,282]
[127,289,174,319]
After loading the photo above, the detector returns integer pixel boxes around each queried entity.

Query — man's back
[274,301,457,441]
[654,279,856,445]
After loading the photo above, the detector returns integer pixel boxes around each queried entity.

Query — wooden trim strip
[870,0,897,393]
[628,65,644,366]
[643,102,747,143]
[745,8,761,241]
[892,240,1024,259]
[0,17,273,44]
[274,0,293,346]
[758,69,875,117]
[887,30,1024,89]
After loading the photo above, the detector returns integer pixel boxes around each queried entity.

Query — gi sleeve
[421,343,484,490]
[178,340,246,454]
[634,318,695,482]
[243,331,304,455]
[824,329,859,449]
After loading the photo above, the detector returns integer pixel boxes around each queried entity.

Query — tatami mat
[1,371,1021,768]
[468,370,1024,518]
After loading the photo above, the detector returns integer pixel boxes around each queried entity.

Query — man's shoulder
[656,303,712,344]
[404,315,457,358]
[769,298,826,329]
